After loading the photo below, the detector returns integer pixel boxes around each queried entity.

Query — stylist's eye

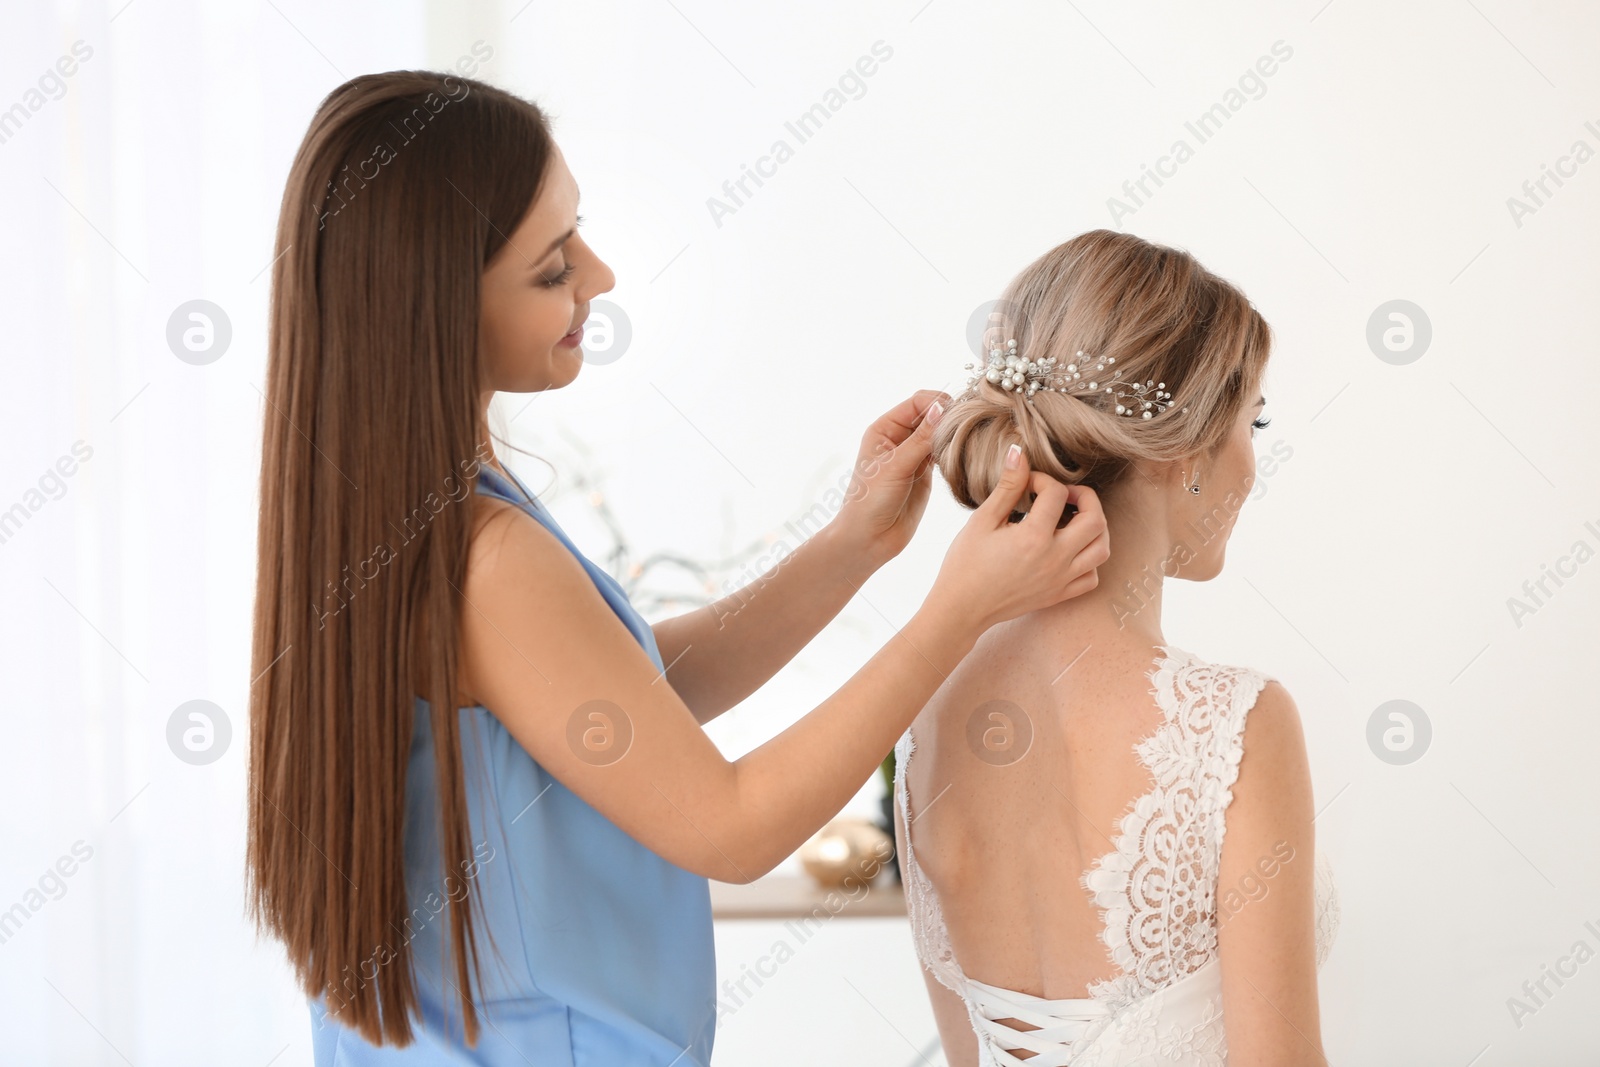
[1251,416,1271,432]
[538,217,585,286]
[541,263,576,287]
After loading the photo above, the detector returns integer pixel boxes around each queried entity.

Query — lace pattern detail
[1312,848,1340,969]
[894,725,966,997]
[1077,646,1268,1012]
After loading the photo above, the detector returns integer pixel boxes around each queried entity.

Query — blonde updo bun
[933,229,1272,509]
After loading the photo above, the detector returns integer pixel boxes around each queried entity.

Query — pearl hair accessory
[963,338,1184,418]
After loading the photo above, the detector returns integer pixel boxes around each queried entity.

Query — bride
[893,230,1340,1066]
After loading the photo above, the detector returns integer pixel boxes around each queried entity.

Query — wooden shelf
[711,873,906,920]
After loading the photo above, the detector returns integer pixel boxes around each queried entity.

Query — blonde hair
[934,229,1272,507]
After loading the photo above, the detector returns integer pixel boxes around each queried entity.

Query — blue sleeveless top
[308,462,717,1066]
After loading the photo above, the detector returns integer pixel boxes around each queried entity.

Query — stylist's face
[480,145,615,393]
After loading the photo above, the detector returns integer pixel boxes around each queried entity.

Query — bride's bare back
[895,620,1337,1065]
[904,629,1172,997]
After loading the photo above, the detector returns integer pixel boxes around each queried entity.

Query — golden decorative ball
[798,817,893,888]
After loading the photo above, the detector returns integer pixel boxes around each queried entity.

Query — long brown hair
[246,70,553,1047]
[935,229,1272,505]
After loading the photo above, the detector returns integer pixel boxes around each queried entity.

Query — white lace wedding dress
[894,644,1340,1067]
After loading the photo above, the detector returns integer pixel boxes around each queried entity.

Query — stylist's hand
[926,443,1109,633]
[831,390,950,569]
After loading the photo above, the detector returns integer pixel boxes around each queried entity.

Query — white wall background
[3,0,1598,1064]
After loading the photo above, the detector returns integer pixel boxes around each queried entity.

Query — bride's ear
[1169,456,1194,493]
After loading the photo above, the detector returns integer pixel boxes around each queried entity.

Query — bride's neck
[1012,494,1176,651]
[1020,561,1167,651]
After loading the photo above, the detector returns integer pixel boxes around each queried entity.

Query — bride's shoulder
[1155,645,1283,705]
[1158,646,1303,752]
[1240,678,1306,750]
[1222,673,1311,808]
[1217,657,1301,746]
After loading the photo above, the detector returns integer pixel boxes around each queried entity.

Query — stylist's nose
[579,240,616,300]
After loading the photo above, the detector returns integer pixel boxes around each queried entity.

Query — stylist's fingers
[877,394,945,479]
[911,440,937,498]
[863,390,946,472]
[1060,556,1103,598]
[1056,485,1110,577]
[869,389,946,449]
[1019,477,1073,533]
[890,450,937,533]
[975,443,1035,525]
[943,463,1107,629]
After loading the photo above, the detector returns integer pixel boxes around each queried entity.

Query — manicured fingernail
[1005,443,1022,469]
[928,401,944,425]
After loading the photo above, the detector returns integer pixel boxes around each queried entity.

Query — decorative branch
[526,426,847,620]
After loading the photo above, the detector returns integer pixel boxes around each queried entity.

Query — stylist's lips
[557,323,584,348]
